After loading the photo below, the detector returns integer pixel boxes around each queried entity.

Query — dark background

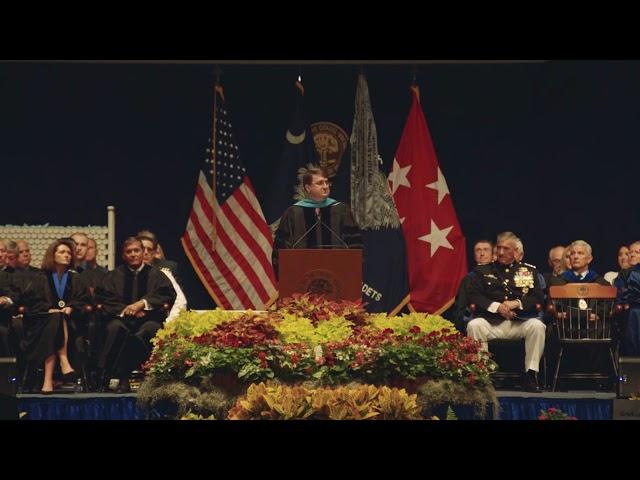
[1,60,636,308]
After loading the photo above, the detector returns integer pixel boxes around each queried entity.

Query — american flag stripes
[181,86,277,310]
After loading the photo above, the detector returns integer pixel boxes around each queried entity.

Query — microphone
[291,210,323,248]
[316,210,349,248]
[291,205,350,249]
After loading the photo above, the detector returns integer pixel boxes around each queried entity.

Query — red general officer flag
[389,86,467,314]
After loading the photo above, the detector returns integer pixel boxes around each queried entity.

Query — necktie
[131,270,139,301]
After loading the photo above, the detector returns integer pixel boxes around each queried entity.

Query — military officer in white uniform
[467,231,546,392]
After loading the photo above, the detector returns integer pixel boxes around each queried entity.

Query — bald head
[548,245,565,275]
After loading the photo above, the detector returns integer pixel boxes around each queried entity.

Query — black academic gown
[98,264,176,324]
[0,270,23,356]
[22,270,90,365]
[96,264,176,378]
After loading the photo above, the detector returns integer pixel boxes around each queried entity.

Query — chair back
[548,283,618,342]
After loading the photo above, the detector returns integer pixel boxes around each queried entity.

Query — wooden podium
[278,249,362,301]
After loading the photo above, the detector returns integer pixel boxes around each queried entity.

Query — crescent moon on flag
[286,130,306,144]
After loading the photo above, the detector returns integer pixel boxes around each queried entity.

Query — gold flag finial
[410,84,420,102]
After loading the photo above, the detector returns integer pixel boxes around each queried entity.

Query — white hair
[570,240,592,257]
[497,231,523,252]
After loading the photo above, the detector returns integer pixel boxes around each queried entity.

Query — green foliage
[416,379,499,419]
[369,312,456,336]
[154,309,243,343]
[446,406,458,420]
[275,314,353,345]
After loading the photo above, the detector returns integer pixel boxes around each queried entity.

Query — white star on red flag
[418,220,454,257]
[426,167,450,205]
[388,158,412,194]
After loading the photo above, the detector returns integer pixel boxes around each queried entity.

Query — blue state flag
[263,79,319,226]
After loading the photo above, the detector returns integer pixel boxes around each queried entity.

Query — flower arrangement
[139,295,498,419]
[227,382,423,420]
[145,305,496,386]
[538,407,577,420]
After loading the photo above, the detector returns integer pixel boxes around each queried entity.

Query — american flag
[181,87,277,310]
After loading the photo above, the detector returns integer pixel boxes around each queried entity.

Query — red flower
[409,325,421,335]
[325,351,335,367]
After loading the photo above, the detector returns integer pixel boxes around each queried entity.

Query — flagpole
[410,65,420,102]
[211,68,223,246]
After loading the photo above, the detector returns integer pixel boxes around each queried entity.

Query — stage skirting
[17,393,145,420]
[15,391,617,420]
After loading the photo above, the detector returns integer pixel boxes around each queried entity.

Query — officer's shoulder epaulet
[522,262,537,270]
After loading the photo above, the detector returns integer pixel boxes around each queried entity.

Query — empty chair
[547,283,624,391]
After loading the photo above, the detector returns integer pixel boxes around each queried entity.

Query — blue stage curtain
[498,397,612,420]
[18,396,145,420]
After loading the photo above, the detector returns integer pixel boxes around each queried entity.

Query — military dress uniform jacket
[468,261,544,323]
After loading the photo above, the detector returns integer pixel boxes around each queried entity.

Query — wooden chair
[547,283,624,391]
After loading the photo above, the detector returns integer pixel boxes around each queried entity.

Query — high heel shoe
[62,370,78,384]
